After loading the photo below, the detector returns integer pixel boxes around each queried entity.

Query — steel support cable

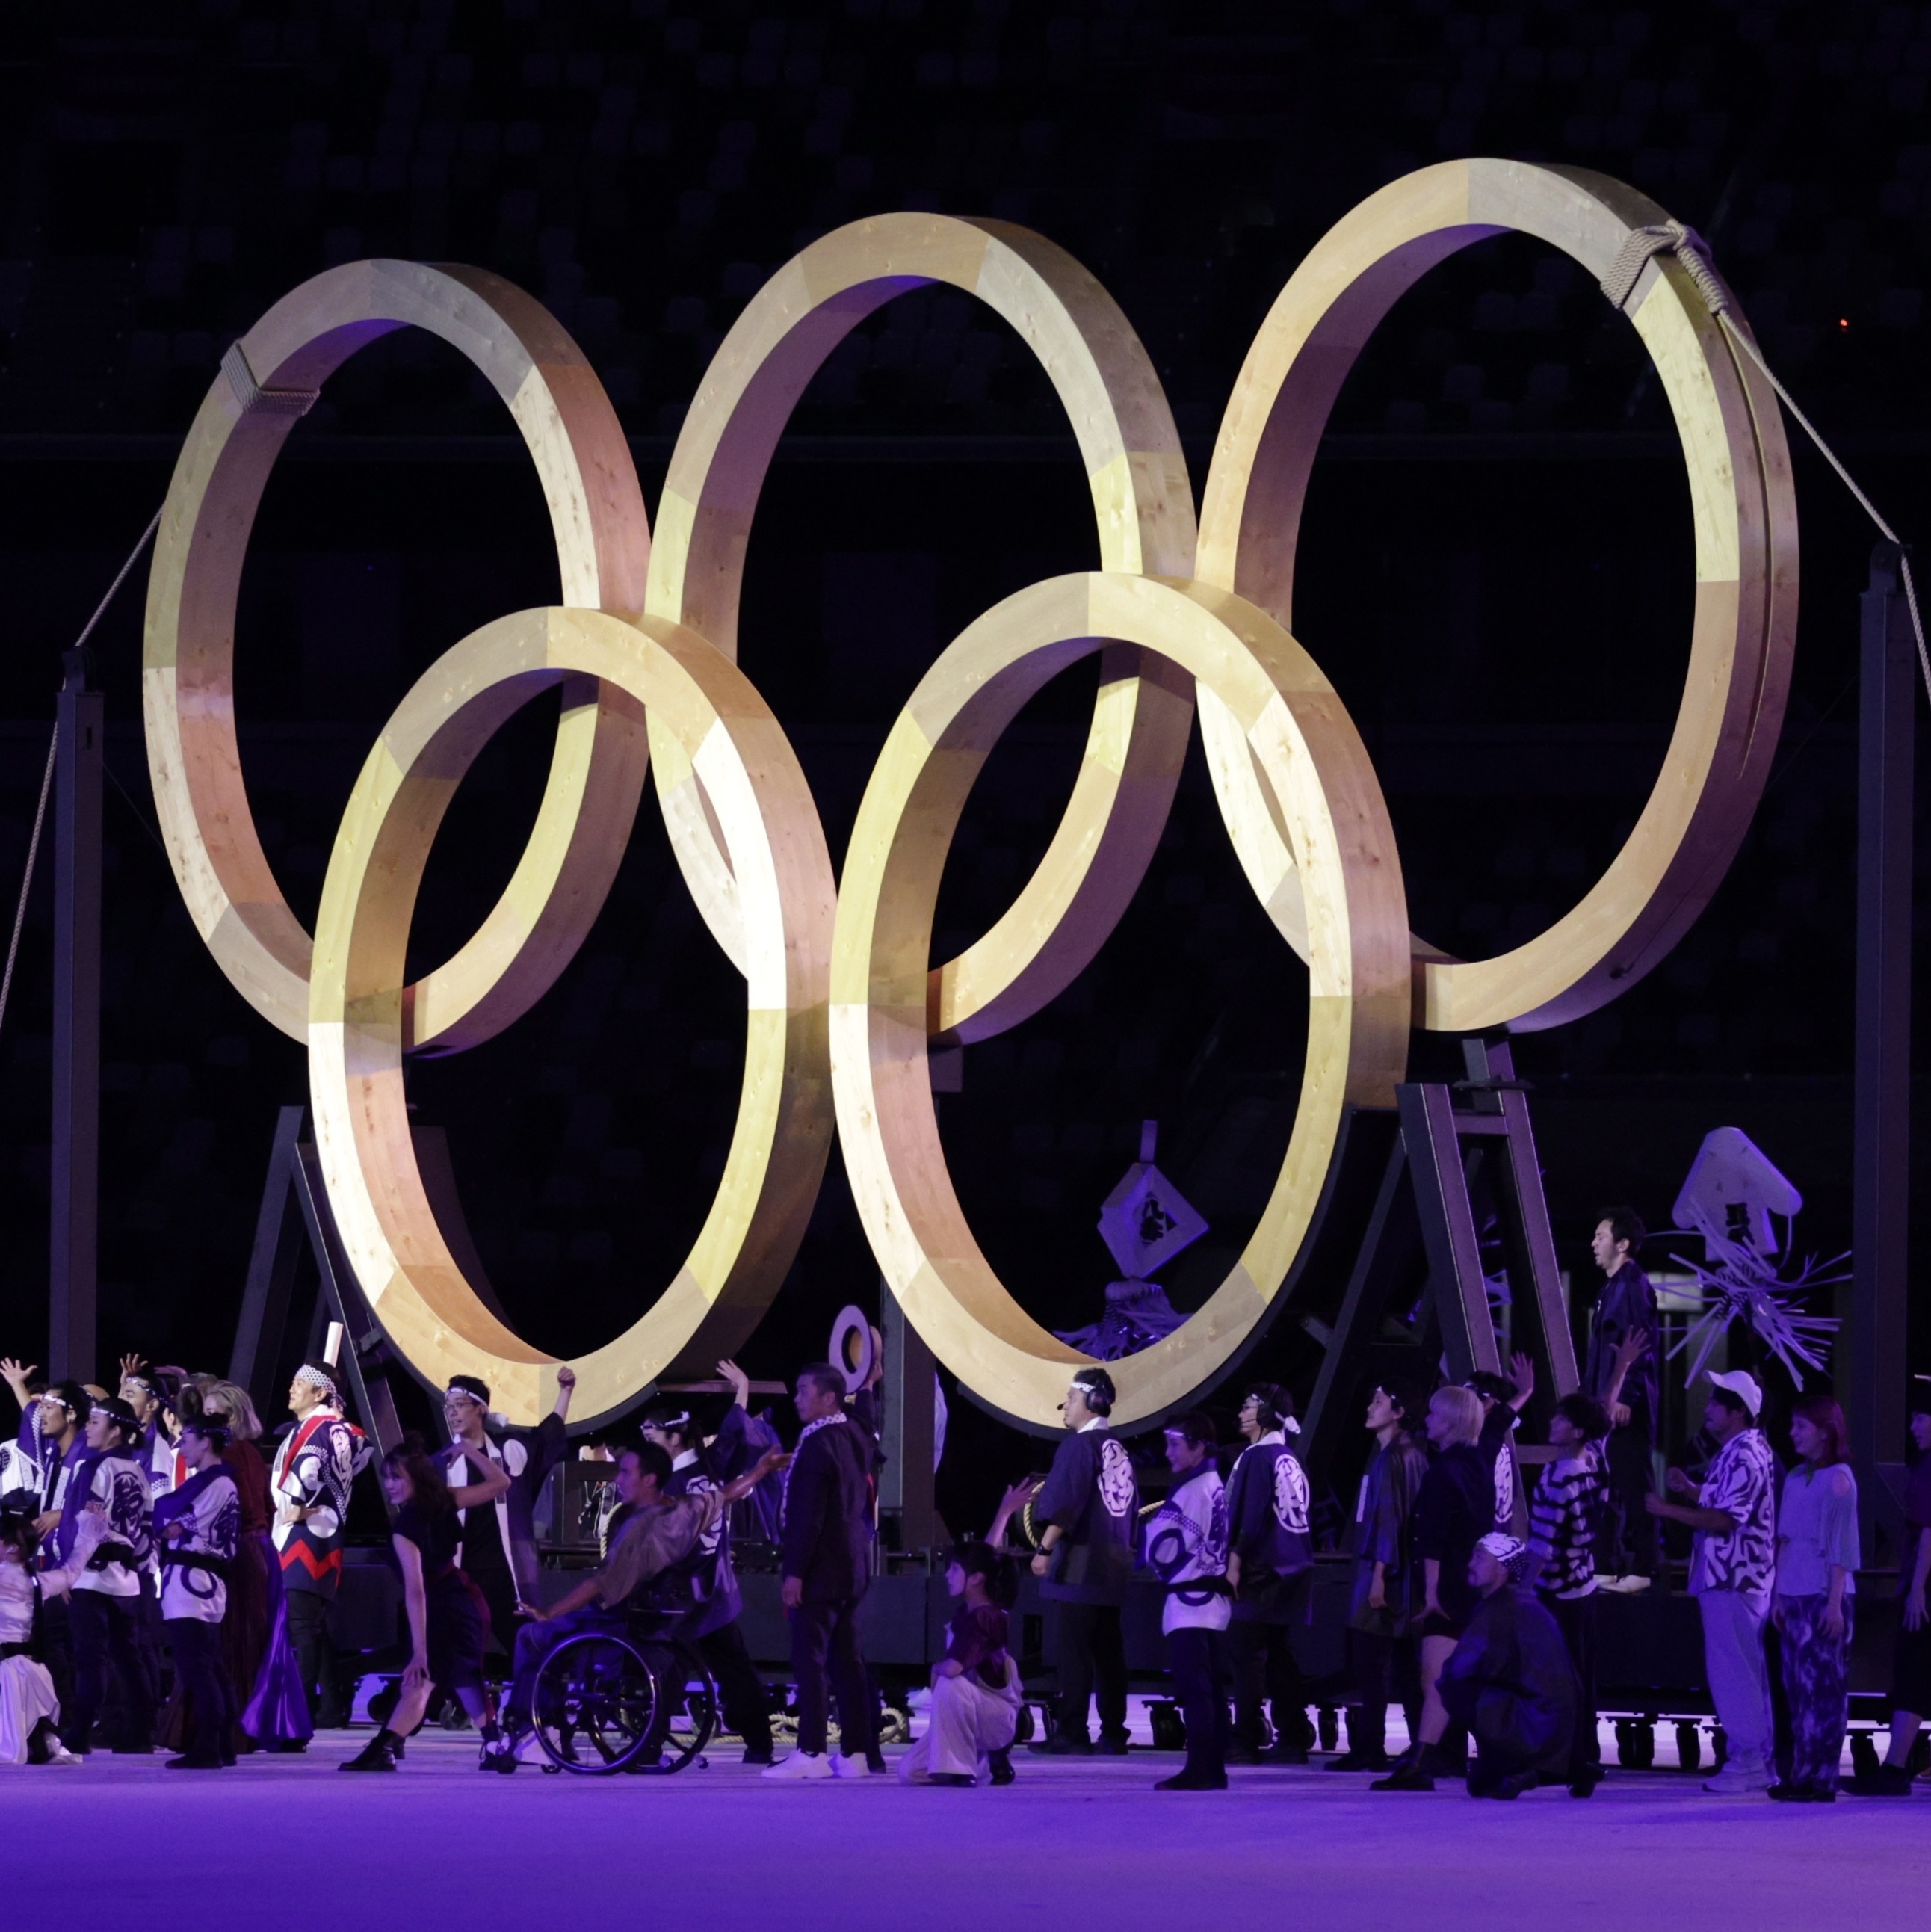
[0,506,163,1044]
[1603,220,1930,709]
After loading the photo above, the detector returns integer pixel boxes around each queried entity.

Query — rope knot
[220,342,321,420]
[1599,219,1728,318]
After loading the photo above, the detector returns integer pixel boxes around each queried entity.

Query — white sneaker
[763,1750,835,1781]
[43,1744,83,1767]
[828,1751,875,1778]
[1703,1764,1773,1794]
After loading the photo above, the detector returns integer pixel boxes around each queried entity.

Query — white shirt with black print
[1143,1462,1231,1636]
[1687,1426,1777,1610]
[159,1469,241,1623]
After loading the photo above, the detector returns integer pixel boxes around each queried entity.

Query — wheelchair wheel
[532,1631,666,1775]
[628,1638,717,1775]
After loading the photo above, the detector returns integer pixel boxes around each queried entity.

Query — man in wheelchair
[483,1439,788,1772]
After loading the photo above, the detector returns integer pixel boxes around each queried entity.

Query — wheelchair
[531,1612,719,1776]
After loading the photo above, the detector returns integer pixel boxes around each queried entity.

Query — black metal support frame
[1850,543,1915,1547]
[49,648,102,1383]
[231,1103,402,1455]
[1302,1040,1577,1478]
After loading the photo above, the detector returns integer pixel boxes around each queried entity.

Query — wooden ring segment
[143,260,653,1053]
[1196,160,1796,1032]
[309,607,835,1428]
[831,572,1410,1433]
[648,214,1197,1045]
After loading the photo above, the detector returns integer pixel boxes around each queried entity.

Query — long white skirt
[0,1654,59,1765]
[900,1666,1022,1783]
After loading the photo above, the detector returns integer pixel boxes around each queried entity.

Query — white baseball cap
[1706,1369,1763,1418]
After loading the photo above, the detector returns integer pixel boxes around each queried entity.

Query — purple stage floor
[16,1734,1929,1931]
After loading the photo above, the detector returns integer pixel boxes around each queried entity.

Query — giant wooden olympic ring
[143,164,1795,1429]
[1196,159,1796,1031]
[308,607,833,1425]
[143,260,654,1055]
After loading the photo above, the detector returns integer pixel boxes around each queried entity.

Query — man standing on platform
[1029,1366,1138,1756]
[764,1362,880,1780]
[1647,1371,1777,1794]
[443,1365,575,1666]
[269,1364,367,1735]
[1586,1208,1660,1587]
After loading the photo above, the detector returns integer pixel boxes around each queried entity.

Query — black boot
[988,1747,1016,1786]
[339,1728,404,1772]
[1371,1743,1439,1791]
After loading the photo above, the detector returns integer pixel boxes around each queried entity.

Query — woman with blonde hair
[191,1380,291,1751]
[1375,1377,1522,1791]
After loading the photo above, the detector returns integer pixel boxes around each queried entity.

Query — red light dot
[1839,318,1850,329]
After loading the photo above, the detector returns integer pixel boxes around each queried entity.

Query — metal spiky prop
[1664,1127,1845,1391]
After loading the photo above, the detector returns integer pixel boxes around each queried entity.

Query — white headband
[293,1365,339,1400]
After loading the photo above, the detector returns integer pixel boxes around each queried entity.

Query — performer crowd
[0,1206,1925,1800]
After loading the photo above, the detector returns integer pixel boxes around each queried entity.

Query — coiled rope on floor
[1602,219,1930,709]
[0,506,163,1045]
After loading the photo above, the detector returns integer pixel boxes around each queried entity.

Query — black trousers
[1167,1626,1230,1781]
[1545,1591,1600,1777]
[167,1617,234,1762]
[285,1589,341,1726]
[1598,1424,1660,1579]
[463,1555,520,1666]
[1227,1617,1309,1747]
[790,1598,874,1759]
[696,1618,772,1749]
[65,1590,152,1750]
[1347,1627,1421,1759]
[1053,1599,1128,1743]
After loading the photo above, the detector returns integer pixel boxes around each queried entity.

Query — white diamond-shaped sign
[1097,1123,1208,1278]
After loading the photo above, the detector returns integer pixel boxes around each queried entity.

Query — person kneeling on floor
[486,1439,788,1771]
[900,1540,1022,1788]
[1436,1533,1578,1800]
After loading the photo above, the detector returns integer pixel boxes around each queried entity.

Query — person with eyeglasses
[1028,1367,1138,1756]
[440,1365,576,1673]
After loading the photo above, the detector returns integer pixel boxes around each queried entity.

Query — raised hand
[0,1358,36,1402]
[1509,1351,1535,1407]
[117,1352,147,1384]
[717,1359,752,1410]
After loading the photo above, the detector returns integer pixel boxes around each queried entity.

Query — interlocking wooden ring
[646,213,1197,1044]
[1196,159,1796,1031]
[144,171,1797,1431]
[308,606,834,1426]
[830,572,1411,1433]
[143,259,653,1052]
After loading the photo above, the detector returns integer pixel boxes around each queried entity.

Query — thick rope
[0,507,165,1047]
[1602,223,1931,708]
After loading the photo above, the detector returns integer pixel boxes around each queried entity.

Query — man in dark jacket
[1225,1382,1315,1763]
[1584,1207,1660,1584]
[765,1362,878,1780]
[1333,1381,1429,1772]
[1028,1366,1138,1755]
[1437,1532,1580,1799]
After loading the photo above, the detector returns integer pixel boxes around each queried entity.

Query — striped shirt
[1527,1441,1607,1599]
